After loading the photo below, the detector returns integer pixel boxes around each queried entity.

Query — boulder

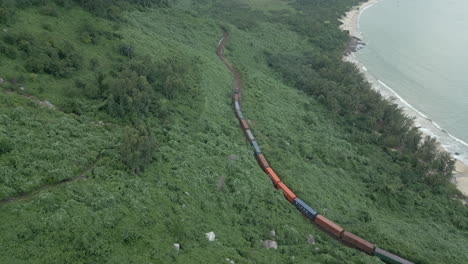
[262,240,277,249]
[206,231,215,241]
[173,243,180,251]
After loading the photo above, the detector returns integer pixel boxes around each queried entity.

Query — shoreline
[339,0,468,197]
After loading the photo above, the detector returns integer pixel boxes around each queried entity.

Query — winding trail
[216,31,414,264]
[0,157,100,207]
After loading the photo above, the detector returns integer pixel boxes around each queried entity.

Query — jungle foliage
[0,0,467,263]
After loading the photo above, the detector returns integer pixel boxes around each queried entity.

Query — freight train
[216,32,414,264]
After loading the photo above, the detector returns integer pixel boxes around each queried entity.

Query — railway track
[216,31,413,264]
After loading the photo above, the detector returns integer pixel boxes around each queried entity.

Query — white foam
[447,133,468,148]
[375,80,468,150]
[377,80,429,119]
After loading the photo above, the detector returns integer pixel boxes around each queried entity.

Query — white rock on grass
[206,231,216,241]
[262,240,278,249]
[307,234,315,244]
[173,243,180,251]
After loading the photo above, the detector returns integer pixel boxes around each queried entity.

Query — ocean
[356,0,468,164]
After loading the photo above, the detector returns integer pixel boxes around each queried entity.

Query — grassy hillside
[0,0,467,263]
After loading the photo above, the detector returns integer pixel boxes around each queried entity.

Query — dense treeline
[266,53,455,191]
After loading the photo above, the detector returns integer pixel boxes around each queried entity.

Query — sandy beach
[339,0,380,40]
[339,0,468,197]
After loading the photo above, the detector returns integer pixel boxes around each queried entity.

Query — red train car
[240,119,249,130]
[341,231,375,255]
[314,215,344,239]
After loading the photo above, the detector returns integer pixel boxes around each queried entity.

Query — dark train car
[293,198,318,220]
[341,231,375,255]
[256,154,270,171]
[374,248,414,264]
[236,109,244,120]
[277,182,297,203]
[234,101,241,111]
[246,129,255,142]
[314,215,344,239]
[251,140,261,155]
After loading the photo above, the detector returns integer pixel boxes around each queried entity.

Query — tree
[120,124,155,174]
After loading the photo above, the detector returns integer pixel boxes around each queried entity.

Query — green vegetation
[0,0,467,263]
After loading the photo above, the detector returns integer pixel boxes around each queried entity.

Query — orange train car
[265,167,281,188]
[276,182,297,203]
[314,215,344,239]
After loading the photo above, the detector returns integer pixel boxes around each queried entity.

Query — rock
[315,247,320,251]
[228,155,238,160]
[98,121,104,126]
[307,234,315,244]
[262,240,277,249]
[19,86,25,91]
[217,175,226,190]
[206,231,215,241]
[225,258,235,264]
[2,28,7,32]
[43,101,55,108]
[0,78,4,84]
[270,230,276,237]
[173,243,180,251]
[184,191,190,196]
[455,152,460,156]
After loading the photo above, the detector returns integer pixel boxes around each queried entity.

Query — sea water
[356,0,468,164]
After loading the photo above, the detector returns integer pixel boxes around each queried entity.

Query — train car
[374,248,414,264]
[240,119,249,131]
[234,101,241,111]
[245,129,255,142]
[256,154,270,171]
[276,182,297,203]
[314,215,344,239]
[293,198,318,220]
[341,231,375,255]
[265,167,281,188]
[251,140,261,155]
[236,109,244,120]
[233,94,240,102]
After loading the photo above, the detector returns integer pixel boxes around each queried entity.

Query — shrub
[119,44,135,59]
[0,138,13,155]
[39,5,59,17]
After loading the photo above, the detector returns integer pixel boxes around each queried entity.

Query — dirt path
[0,157,100,207]
[216,32,243,93]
